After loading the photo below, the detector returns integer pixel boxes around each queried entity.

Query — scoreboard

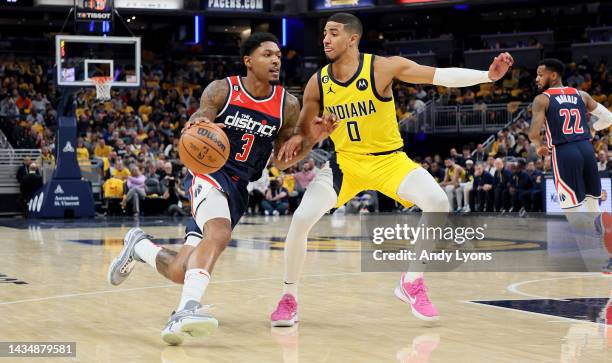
[74,0,113,22]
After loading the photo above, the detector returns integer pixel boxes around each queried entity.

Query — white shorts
[184,175,231,247]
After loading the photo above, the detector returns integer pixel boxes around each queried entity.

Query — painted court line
[0,271,391,306]
[506,274,604,301]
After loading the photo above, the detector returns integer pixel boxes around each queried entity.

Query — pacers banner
[74,0,114,22]
[205,0,269,11]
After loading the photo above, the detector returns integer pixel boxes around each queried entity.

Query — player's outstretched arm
[380,52,513,87]
[183,79,229,131]
[528,94,550,154]
[579,91,612,131]
[275,74,338,169]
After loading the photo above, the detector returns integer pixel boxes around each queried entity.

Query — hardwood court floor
[0,214,610,363]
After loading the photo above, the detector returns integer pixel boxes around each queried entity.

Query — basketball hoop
[90,76,113,101]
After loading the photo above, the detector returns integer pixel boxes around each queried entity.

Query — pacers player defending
[528,58,612,271]
[107,33,334,345]
[271,13,513,325]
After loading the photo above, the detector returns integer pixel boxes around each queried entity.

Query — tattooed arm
[273,93,304,170]
[184,79,229,130]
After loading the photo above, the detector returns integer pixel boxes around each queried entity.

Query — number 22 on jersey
[559,108,583,135]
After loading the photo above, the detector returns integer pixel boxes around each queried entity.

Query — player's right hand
[536,145,550,157]
[182,117,224,134]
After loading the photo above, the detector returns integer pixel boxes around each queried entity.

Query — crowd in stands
[2,53,612,216]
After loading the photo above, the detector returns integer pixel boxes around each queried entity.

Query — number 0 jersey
[318,53,403,155]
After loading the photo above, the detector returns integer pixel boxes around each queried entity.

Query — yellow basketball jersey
[318,53,403,155]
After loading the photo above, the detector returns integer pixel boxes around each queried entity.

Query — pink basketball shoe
[271,294,298,327]
[395,274,440,322]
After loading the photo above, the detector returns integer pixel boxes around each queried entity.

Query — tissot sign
[205,0,268,11]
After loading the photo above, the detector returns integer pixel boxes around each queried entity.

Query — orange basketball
[179,123,230,174]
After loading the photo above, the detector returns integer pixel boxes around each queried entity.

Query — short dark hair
[327,12,363,38]
[539,58,566,77]
[240,32,279,59]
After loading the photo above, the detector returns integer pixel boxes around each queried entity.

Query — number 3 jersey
[318,53,403,154]
[214,76,285,182]
[542,86,590,147]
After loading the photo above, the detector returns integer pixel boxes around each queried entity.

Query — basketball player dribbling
[528,58,612,273]
[106,32,336,345]
[270,13,513,325]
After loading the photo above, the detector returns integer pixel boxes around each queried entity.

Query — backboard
[55,35,141,88]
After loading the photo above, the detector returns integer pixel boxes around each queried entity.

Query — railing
[478,106,531,157]
[401,102,529,134]
[0,129,12,150]
[0,149,41,193]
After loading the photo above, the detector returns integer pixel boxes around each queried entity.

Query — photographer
[262,177,289,216]
[163,173,189,216]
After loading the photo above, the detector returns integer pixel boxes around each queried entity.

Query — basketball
[179,123,230,174]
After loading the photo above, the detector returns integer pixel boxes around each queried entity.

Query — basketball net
[90,76,112,101]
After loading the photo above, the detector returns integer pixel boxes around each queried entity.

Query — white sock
[283,282,298,300]
[403,272,424,283]
[134,238,162,271]
[177,268,210,311]
[583,196,601,214]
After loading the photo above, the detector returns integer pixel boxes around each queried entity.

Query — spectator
[470,163,494,212]
[460,160,475,212]
[247,170,269,215]
[526,161,544,212]
[493,158,512,212]
[112,159,130,181]
[262,178,289,216]
[509,159,532,213]
[31,93,49,114]
[0,91,19,117]
[160,162,177,193]
[103,174,126,215]
[441,158,466,212]
[122,165,146,216]
[19,162,43,214]
[485,156,496,176]
[76,138,90,163]
[293,158,316,195]
[473,144,486,163]
[15,91,32,114]
[16,157,32,184]
[461,146,473,165]
[429,161,445,182]
[597,150,608,172]
[94,138,112,159]
[163,172,188,216]
[38,146,55,166]
[449,148,465,166]
[114,138,129,159]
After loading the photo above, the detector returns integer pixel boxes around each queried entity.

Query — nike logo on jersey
[224,111,277,137]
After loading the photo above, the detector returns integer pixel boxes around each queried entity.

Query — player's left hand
[488,52,514,81]
[277,134,304,162]
[311,113,339,143]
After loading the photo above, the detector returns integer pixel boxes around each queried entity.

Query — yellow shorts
[329,151,420,208]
